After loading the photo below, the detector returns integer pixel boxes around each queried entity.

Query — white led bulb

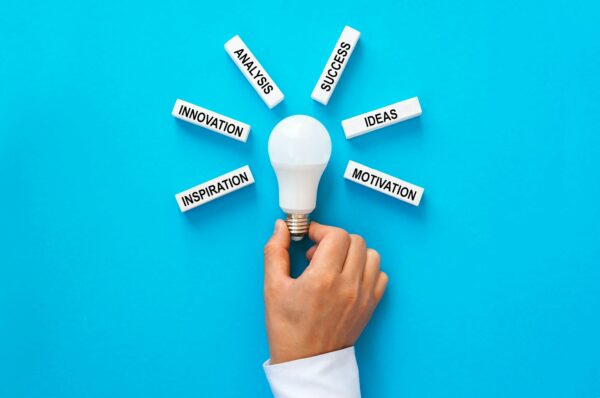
[268,115,332,241]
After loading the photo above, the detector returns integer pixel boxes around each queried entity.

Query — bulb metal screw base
[286,213,309,241]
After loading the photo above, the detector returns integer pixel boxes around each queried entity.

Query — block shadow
[173,115,255,156]
[343,179,427,223]
[181,183,258,228]
[347,117,423,150]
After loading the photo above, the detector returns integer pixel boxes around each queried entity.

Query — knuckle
[341,284,360,303]
[358,297,373,312]
[315,271,337,291]
[350,234,366,248]
[333,229,351,246]
[365,257,380,273]
[314,281,328,293]
[263,243,278,258]
[263,284,277,301]
[263,280,279,295]
[264,278,289,298]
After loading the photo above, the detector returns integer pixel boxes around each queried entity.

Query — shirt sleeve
[263,346,361,398]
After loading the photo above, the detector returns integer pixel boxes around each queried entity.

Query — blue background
[1,0,599,397]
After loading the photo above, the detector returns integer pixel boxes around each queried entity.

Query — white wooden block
[342,97,422,139]
[224,35,284,109]
[175,165,255,212]
[311,26,360,106]
[344,160,424,206]
[172,99,251,142]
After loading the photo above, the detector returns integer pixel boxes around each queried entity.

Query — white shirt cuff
[263,346,361,398]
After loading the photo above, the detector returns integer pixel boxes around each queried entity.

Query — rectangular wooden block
[344,160,424,206]
[311,26,360,105]
[171,99,251,142]
[175,165,255,212]
[224,35,284,109]
[342,97,422,139]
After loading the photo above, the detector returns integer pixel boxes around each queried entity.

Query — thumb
[264,219,291,283]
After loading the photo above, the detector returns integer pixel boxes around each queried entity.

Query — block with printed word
[172,99,251,142]
[342,97,421,139]
[175,165,255,212]
[225,35,284,109]
[344,160,424,206]
[311,26,360,105]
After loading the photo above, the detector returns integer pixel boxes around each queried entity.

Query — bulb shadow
[288,237,313,279]
[347,117,424,151]
[271,101,289,120]
[181,184,258,228]
[343,180,427,223]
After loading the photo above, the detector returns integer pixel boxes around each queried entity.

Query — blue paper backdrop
[1,0,599,397]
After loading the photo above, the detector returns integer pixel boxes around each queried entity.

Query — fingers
[362,249,380,284]
[363,249,388,303]
[307,222,351,273]
[373,272,389,304]
[306,222,387,303]
[264,220,292,284]
[308,221,336,243]
[342,234,367,279]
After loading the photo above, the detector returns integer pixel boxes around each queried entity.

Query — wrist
[269,344,351,365]
[270,348,317,365]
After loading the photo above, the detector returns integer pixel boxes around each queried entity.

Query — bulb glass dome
[268,115,332,240]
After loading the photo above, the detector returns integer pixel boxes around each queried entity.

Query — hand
[263,220,388,364]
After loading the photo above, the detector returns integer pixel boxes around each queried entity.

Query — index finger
[307,222,351,273]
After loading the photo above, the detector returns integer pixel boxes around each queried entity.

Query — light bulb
[268,115,332,241]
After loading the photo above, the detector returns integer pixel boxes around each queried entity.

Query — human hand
[263,220,388,364]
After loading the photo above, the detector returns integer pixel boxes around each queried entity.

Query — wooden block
[344,160,424,206]
[172,99,251,142]
[175,165,255,212]
[311,26,360,105]
[224,35,285,109]
[342,97,422,139]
